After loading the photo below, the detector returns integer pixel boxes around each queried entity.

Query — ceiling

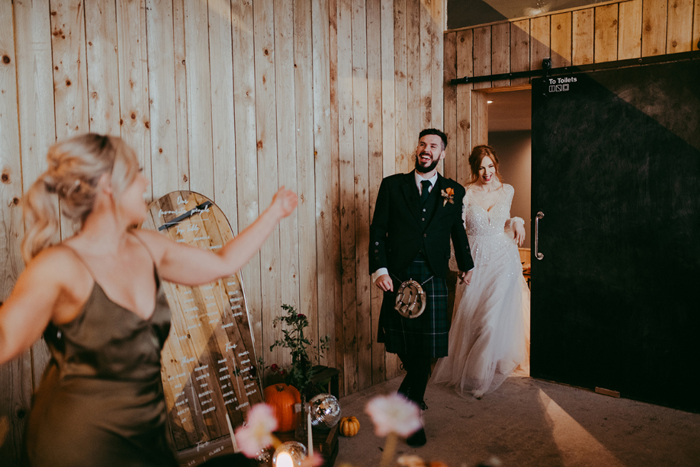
[487,89,532,132]
[447,0,608,29]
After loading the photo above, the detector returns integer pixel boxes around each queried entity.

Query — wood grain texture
[455,29,473,187]
[209,0,238,224]
[492,22,511,87]
[642,0,667,56]
[595,4,619,63]
[473,26,491,89]
[367,0,384,387]
[172,0,190,191]
[694,0,700,51]
[443,32,457,181]
[13,0,55,388]
[666,0,694,53]
[295,0,320,368]
[253,0,283,370]
[85,0,120,134]
[0,4,33,463]
[510,19,530,85]
[618,0,642,59]
[50,0,89,240]
[274,0,300,320]
[146,0,180,197]
[531,15,551,71]
[550,12,572,68]
[573,8,594,65]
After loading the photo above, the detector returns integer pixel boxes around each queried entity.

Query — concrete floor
[334,375,700,467]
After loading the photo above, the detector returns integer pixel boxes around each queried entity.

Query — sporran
[394,279,427,318]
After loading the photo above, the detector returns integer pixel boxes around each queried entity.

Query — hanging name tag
[394,279,427,318]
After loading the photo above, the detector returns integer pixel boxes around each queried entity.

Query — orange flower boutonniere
[441,187,455,207]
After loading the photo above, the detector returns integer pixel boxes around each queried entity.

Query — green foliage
[267,304,330,395]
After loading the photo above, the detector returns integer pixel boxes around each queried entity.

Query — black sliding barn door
[531,59,700,412]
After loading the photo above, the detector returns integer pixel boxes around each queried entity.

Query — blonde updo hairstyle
[468,144,503,185]
[21,134,140,263]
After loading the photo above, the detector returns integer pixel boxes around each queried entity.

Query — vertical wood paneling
[294,0,319,364]
[172,0,190,191]
[312,0,337,371]
[50,0,89,240]
[573,8,595,65]
[473,26,491,89]
[0,4,33,462]
[694,0,700,51]
[85,0,120,134]
[232,0,262,359]
[419,0,433,128]
[14,0,55,387]
[667,0,694,53]
[531,15,551,71]
[619,0,643,59]
[551,12,572,68]
[337,0,357,395]
[510,19,530,85]
[471,90,488,147]
[380,0,396,177]
[328,0,345,385]
[406,0,420,157]
[274,0,300,318]
[116,0,151,194]
[182,0,213,196]
[146,0,179,196]
[492,22,510,88]
[209,0,237,223]
[443,32,457,181]
[366,0,384,387]
[253,0,283,368]
[595,4,619,63]
[642,0,668,56]
[455,29,473,186]
[431,0,444,130]
[393,0,409,176]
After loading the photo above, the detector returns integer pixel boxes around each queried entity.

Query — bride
[433,144,530,399]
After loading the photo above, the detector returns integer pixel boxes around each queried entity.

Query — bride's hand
[459,269,473,285]
[513,222,525,247]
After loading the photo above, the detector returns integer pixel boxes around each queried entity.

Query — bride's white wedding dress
[433,183,530,398]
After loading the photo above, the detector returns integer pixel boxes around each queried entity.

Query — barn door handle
[534,211,545,260]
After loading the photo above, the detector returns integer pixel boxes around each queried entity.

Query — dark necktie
[420,180,432,204]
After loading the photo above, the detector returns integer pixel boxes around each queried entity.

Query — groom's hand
[375,274,394,292]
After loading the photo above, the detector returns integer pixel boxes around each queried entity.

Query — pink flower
[235,403,278,457]
[301,452,324,467]
[365,393,422,438]
[270,364,280,372]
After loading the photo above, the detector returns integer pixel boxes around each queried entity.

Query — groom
[369,128,474,446]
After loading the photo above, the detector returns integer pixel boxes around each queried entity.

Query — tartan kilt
[378,255,449,358]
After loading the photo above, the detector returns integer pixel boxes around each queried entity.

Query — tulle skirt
[433,233,530,398]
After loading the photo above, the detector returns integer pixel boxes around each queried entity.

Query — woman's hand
[458,269,473,285]
[513,221,525,246]
[271,186,298,219]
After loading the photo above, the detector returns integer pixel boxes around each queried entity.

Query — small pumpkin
[339,416,360,437]
[264,383,301,432]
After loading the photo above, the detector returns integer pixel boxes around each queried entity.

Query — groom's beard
[415,155,440,174]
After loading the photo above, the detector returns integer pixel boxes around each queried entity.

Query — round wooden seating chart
[142,191,263,465]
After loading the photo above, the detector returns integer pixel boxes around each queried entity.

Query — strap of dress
[130,231,157,266]
[60,243,98,280]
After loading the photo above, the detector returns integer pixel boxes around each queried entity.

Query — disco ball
[308,393,341,428]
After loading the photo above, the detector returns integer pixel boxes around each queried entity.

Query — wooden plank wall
[0,0,444,461]
[444,0,700,187]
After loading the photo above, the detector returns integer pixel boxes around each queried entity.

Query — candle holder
[272,441,307,467]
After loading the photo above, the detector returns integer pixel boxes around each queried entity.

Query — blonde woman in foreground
[0,134,297,466]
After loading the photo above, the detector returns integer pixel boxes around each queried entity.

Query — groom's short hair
[419,128,448,150]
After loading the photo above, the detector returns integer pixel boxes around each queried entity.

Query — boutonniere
[441,187,454,207]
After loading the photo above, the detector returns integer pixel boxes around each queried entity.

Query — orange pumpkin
[339,416,360,437]
[264,383,301,432]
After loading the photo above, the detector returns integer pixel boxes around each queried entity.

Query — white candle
[276,452,293,467]
[307,410,314,456]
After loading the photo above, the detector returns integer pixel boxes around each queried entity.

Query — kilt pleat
[378,255,449,358]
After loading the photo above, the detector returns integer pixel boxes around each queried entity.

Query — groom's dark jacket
[369,171,474,279]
